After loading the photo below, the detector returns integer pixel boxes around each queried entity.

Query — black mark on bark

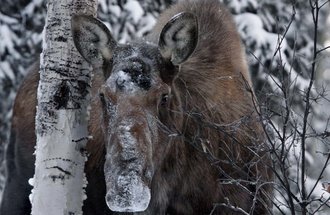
[54,81,70,109]
[47,165,72,176]
[55,36,67,42]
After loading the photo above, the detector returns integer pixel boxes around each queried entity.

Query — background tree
[0,0,330,214]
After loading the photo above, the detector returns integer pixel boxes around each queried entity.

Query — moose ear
[71,15,117,66]
[159,12,198,65]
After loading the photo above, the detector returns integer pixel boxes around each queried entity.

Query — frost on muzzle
[104,117,153,212]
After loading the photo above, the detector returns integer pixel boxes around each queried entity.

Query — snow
[117,122,139,158]
[0,62,15,81]
[0,25,20,59]
[22,0,43,16]
[226,0,258,13]
[124,0,144,23]
[108,70,139,93]
[319,12,330,81]
[236,12,313,94]
[235,13,279,54]
[110,5,121,17]
[136,14,157,38]
[0,13,18,24]
[98,0,108,14]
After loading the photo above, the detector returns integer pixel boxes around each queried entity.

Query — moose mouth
[105,170,151,212]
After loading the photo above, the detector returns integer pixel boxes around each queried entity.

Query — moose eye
[160,94,169,106]
[99,92,106,105]
[99,88,116,111]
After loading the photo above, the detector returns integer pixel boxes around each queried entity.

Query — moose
[1,0,272,214]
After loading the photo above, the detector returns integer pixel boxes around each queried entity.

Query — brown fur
[148,2,272,213]
[1,0,272,214]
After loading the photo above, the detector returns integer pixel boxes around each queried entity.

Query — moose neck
[149,131,219,213]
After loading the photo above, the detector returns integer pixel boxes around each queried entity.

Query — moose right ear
[71,15,117,66]
[159,12,198,65]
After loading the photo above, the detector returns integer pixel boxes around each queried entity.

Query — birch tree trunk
[30,0,97,214]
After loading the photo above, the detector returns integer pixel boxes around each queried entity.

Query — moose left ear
[159,12,198,65]
[71,15,117,66]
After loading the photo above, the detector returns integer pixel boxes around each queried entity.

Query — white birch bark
[30,0,97,214]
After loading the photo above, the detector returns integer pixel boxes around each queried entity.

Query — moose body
[1,0,272,214]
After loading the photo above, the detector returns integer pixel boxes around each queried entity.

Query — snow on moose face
[71,12,198,212]
[99,44,171,212]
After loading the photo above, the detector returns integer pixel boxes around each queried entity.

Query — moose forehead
[107,42,163,92]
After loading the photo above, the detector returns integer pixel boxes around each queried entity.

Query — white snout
[105,173,151,212]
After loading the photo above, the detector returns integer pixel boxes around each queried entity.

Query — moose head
[71,13,198,212]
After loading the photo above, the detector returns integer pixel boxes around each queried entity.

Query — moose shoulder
[1,0,272,214]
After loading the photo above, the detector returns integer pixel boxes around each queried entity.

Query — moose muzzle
[104,116,154,212]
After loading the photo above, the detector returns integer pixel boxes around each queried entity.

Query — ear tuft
[159,12,198,65]
[71,15,117,66]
